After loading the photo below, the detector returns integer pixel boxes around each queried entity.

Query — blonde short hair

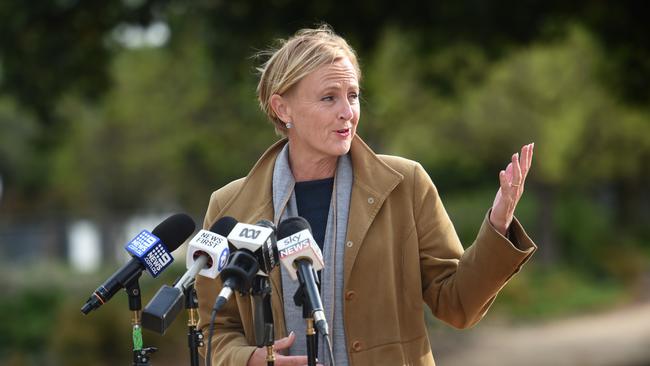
[256,25,361,136]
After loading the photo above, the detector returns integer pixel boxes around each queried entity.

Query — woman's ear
[270,94,291,123]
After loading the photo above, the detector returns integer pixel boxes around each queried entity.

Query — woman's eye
[349,92,359,100]
[321,96,334,101]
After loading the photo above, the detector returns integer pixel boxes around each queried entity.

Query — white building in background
[68,220,102,272]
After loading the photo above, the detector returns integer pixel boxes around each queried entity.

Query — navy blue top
[294,177,334,252]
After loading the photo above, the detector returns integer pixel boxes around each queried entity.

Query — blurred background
[1,1,649,365]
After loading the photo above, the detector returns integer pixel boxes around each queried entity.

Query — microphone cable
[205,296,228,366]
[323,333,335,366]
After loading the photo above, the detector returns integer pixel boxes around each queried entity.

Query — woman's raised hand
[489,143,534,236]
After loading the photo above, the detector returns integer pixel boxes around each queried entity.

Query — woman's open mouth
[335,128,351,137]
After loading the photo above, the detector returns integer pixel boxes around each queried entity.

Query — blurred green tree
[360,25,650,270]
[2,0,650,216]
[51,24,275,217]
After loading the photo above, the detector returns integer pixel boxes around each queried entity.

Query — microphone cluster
[79,213,333,366]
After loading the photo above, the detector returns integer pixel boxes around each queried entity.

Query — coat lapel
[344,136,403,286]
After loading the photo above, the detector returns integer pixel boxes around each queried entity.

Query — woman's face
[280,57,360,161]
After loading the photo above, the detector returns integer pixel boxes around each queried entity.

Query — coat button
[345,290,356,300]
[352,340,362,352]
[367,197,375,204]
[346,241,353,248]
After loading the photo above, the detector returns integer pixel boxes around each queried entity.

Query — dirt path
[431,303,650,366]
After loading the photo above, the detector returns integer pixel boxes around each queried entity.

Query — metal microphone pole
[263,290,275,366]
[184,283,204,366]
[125,276,157,366]
[177,257,209,366]
[252,276,276,366]
[293,284,317,366]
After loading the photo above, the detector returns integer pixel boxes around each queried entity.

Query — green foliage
[48,286,189,365]
[461,26,650,185]
[493,266,628,321]
[0,263,199,365]
[554,194,616,273]
[361,28,488,187]
[444,186,538,248]
[0,288,61,362]
[32,21,650,282]
[0,1,159,123]
[49,295,132,366]
[0,98,40,194]
[51,31,276,215]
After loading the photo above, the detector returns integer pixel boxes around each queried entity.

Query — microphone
[233,219,280,276]
[207,219,280,366]
[212,220,278,312]
[248,220,278,348]
[277,216,328,336]
[81,213,196,315]
[184,216,238,285]
[141,216,237,334]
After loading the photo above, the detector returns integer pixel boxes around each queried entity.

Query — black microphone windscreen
[277,216,312,239]
[210,216,238,236]
[255,219,276,232]
[152,213,196,251]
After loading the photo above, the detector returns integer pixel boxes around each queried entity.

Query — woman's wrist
[489,212,509,236]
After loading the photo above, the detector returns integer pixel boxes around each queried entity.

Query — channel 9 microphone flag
[81,213,196,314]
[141,216,237,334]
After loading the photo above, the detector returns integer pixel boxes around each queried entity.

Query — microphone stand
[252,276,275,366]
[125,276,157,366]
[184,283,204,366]
[293,285,317,366]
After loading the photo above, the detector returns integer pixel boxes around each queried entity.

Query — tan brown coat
[196,136,536,365]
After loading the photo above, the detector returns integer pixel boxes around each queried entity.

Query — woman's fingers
[512,152,522,188]
[499,170,508,190]
[520,145,530,177]
[253,332,315,365]
[528,143,534,172]
[274,355,310,365]
[521,143,534,178]
[274,332,296,350]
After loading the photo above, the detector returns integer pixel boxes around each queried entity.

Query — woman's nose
[338,99,353,121]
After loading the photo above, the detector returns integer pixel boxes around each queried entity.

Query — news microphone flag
[186,228,231,279]
[142,217,237,334]
[227,222,275,252]
[276,224,324,281]
[125,230,173,278]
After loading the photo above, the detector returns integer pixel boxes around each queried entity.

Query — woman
[196,25,536,366]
